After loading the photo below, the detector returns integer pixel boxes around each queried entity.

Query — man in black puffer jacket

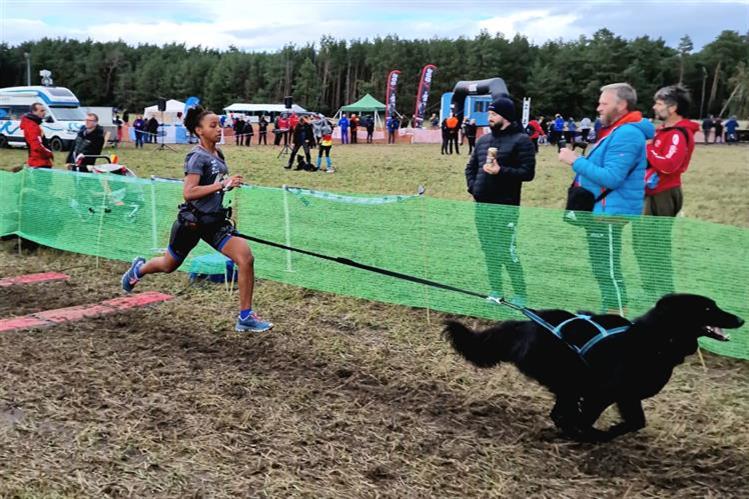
[66,113,105,172]
[465,96,535,305]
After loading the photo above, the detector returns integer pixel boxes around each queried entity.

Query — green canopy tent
[334,94,388,130]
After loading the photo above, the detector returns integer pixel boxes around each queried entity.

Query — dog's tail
[443,320,520,368]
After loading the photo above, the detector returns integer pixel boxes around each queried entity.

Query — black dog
[443,294,744,442]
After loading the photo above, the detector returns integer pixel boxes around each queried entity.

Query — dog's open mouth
[703,325,730,341]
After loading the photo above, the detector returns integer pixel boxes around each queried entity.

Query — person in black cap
[465,96,535,306]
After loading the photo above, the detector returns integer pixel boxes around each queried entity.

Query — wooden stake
[697,346,708,372]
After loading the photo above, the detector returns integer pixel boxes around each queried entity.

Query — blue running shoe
[121,256,145,293]
[235,312,274,333]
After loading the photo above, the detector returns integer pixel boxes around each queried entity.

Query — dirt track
[1,243,748,497]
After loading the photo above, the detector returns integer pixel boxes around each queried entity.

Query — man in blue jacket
[558,82,654,315]
[338,114,350,144]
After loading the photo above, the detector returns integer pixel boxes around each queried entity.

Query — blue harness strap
[520,308,631,359]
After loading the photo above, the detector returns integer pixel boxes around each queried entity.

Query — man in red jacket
[643,85,698,216]
[526,117,545,153]
[633,85,698,301]
[20,102,54,168]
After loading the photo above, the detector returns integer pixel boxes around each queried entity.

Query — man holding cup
[465,96,536,305]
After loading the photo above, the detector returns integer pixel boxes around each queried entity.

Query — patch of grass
[2,141,748,226]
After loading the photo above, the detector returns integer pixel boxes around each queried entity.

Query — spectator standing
[552,114,565,145]
[147,116,159,144]
[440,118,450,155]
[113,114,123,146]
[564,117,577,144]
[350,114,359,143]
[258,116,268,145]
[701,115,713,144]
[276,114,290,146]
[234,116,245,146]
[632,84,698,302]
[338,114,350,144]
[465,97,535,305]
[286,115,314,170]
[289,112,299,132]
[365,115,375,143]
[445,112,460,154]
[386,114,399,144]
[66,113,105,171]
[243,119,254,147]
[464,118,478,154]
[20,102,53,168]
[313,114,335,173]
[525,117,545,153]
[558,83,654,315]
[579,116,592,142]
[133,114,146,149]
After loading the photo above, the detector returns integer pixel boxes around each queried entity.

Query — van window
[11,105,28,119]
[49,106,86,121]
[0,106,9,120]
[47,88,76,98]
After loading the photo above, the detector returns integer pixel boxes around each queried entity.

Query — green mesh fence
[2,167,748,360]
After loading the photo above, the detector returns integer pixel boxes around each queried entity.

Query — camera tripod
[154,111,177,152]
[277,129,291,158]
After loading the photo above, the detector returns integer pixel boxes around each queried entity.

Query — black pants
[388,131,395,144]
[258,132,267,145]
[467,136,476,154]
[531,137,539,153]
[288,143,311,168]
[586,221,627,314]
[449,134,460,154]
[351,129,358,143]
[367,129,374,143]
[474,202,527,298]
[441,135,449,154]
[245,134,253,146]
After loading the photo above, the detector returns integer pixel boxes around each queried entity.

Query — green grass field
[2,141,748,226]
[1,141,748,497]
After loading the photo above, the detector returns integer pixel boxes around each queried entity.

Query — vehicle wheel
[50,137,64,151]
[0,134,8,148]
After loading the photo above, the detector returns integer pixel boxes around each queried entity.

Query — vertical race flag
[385,70,401,122]
[413,64,437,128]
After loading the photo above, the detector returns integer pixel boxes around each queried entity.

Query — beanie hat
[488,97,516,121]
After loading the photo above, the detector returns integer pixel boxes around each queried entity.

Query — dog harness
[521,309,631,358]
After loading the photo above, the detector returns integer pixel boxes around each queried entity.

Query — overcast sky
[1,0,747,52]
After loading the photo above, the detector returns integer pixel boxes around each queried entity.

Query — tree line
[0,29,747,120]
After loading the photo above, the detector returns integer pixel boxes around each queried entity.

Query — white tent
[144,99,185,124]
[224,102,307,120]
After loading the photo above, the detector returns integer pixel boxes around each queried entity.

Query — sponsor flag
[413,64,437,128]
[385,70,401,121]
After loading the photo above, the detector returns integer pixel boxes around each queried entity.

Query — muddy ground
[1,242,748,498]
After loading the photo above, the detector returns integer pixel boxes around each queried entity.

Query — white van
[0,86,87,151]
